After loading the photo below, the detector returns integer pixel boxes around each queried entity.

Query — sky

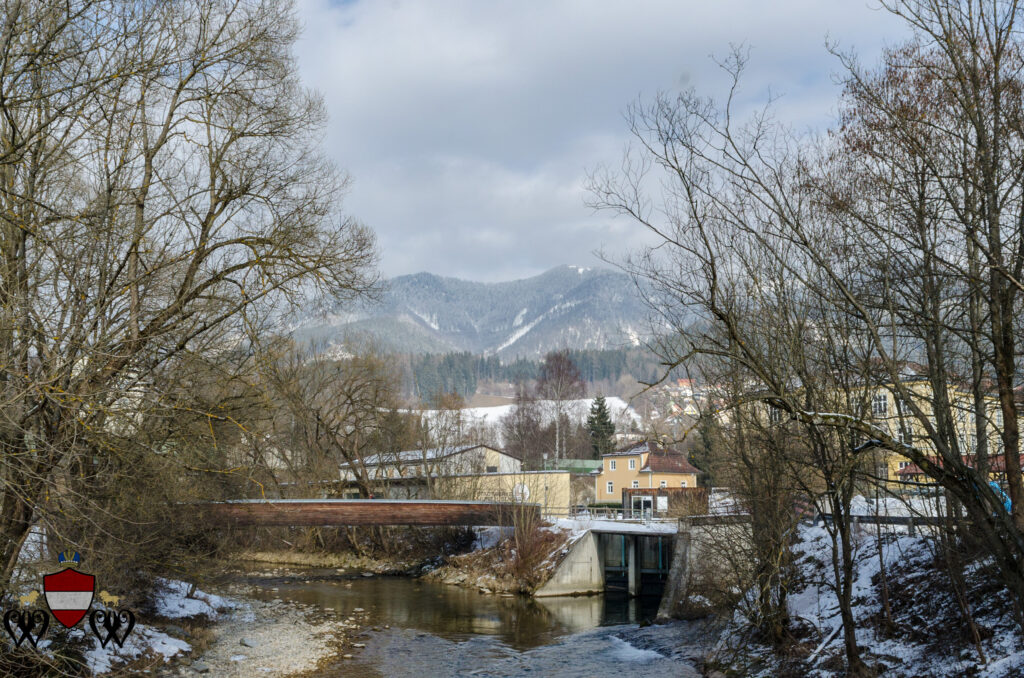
[295,1,910,283]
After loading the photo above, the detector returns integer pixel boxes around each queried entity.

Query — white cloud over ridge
[296,0,908,282]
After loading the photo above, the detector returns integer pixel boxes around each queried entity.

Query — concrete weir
[535,532,605,597]
[534,528,674,598]
[535,515,750,620]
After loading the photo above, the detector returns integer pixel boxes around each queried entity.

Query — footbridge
[200,499,539,527]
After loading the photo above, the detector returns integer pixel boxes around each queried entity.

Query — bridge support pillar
[627,535,640,597]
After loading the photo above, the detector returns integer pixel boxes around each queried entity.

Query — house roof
[896,463,925,476]
[603,440,669,457]
[338,444,514,468]
[602,440,700,475]
[641,452,700,475]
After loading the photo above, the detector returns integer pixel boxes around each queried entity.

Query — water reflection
[241,572,661,651]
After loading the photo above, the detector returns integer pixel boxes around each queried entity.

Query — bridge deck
[201,499,538,527]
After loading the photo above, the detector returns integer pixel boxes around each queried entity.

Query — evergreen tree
[586,395,616,459]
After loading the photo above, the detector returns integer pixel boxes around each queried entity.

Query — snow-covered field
[419,396,641,444]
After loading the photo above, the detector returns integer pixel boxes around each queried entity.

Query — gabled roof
[602,440,700,475]
[641,453,700,475]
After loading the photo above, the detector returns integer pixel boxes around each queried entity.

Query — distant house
[594,440,700,505]
[339,444,520,483]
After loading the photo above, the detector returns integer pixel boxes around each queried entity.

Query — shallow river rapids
[228,568,712,678]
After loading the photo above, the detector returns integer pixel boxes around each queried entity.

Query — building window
[996,410,1004,428]
[485,465,498,473]
[628,458,636,470]
[899,461,910,469]
[872,393,888,417]
[606,481,614,494]
[767,406,782,424]
[610,460,616,471]
[681,480,688,487]
[660,480,667,488]
[631,480,639,488]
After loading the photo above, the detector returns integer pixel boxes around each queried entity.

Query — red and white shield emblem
[43,568,95,628]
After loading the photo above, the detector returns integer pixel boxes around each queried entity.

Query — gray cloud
[296,0,908,282]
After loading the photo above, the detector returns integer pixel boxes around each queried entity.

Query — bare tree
[536,350,585,463]
[587,2,1024,663]
[0,0,378,589]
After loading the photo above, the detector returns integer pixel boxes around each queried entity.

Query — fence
[543,505,677,524]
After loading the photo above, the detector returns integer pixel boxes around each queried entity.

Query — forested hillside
[403,347,665,401]
[294,265,657,358]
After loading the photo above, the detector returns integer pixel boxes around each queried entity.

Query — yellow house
[437,470,573,516]
[853,381,1007,484]
[761,376,1010,487]
[594,441,700,505]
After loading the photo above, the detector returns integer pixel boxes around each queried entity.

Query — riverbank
[230,548,422,574]
[149,571,376,678]
[156,596,369,677]
[158,560,706,678]
[422,525,576,594]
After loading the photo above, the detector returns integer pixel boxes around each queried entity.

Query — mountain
[295,265,652,358]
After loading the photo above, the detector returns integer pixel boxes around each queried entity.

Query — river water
[228,568,710,678]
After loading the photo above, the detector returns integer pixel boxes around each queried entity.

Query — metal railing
[542,505,677,524]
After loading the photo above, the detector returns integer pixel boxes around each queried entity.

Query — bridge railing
[548,506,677,524]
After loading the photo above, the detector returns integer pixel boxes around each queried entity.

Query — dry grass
[438,521,571,593]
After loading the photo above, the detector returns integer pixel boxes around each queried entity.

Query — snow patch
[409,308,440,331]
[152,578,236,619]
[513,307,528,328]
[78,623,190,675]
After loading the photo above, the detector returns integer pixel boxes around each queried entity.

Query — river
[224,567,712,678]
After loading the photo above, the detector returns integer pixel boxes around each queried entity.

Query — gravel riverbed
[157,594,370,678]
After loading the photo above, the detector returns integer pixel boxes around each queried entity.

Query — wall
[437,470,572,515]
[594,453,646,502]
[535,531,604,597]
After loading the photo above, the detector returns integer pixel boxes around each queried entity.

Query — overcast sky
[295,1,910,283]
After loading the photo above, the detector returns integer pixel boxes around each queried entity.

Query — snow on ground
[418,397,642,444]
[73,623,190,675]
[716,522,1024,677]
[472,526,513,550]
[152,577,237,619]
[849,494,946,518]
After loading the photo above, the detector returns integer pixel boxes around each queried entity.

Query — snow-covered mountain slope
[295,265,653,358]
